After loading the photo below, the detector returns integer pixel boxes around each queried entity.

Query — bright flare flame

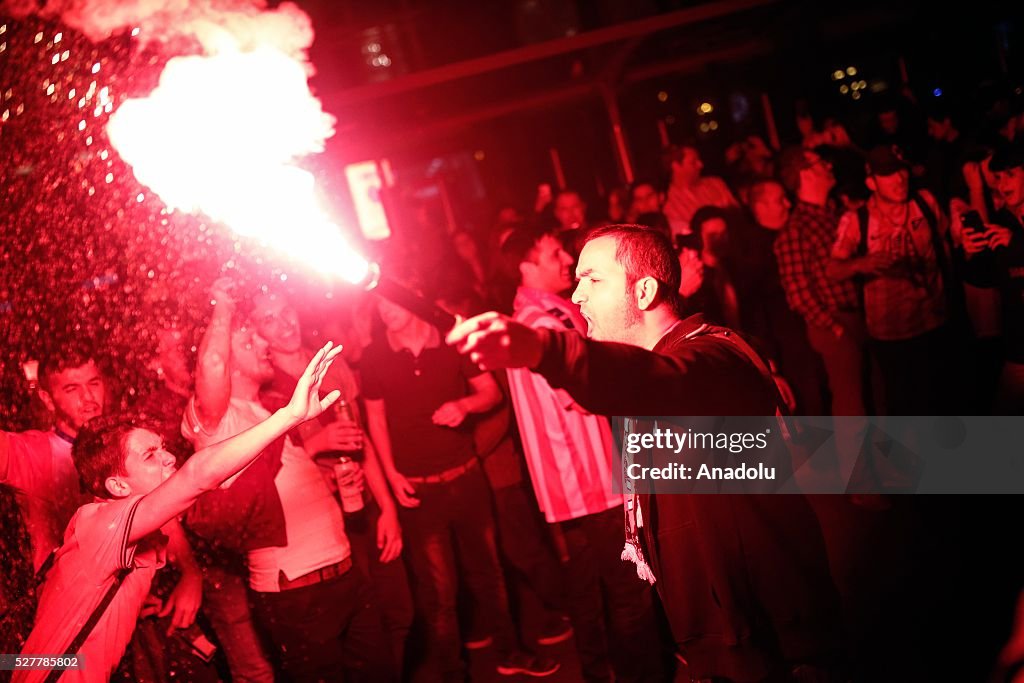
[107,46,370,285]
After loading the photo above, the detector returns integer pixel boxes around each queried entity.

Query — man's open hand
[445,312,544,371]
[286,342,344,423]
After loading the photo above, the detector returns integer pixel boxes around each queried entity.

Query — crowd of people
[2,84,1024,683]
[481,100,1023,420]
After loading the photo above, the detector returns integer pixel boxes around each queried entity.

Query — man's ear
[799,166,813,190]
[865,175,878,194]
[37,388,55,414]
[519,260,535,284]
[105,475,130,499]
[635,277,660,311]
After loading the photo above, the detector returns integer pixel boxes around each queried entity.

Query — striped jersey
[507,287,621,523]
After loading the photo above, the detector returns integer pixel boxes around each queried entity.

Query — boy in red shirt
[15,343,343,683]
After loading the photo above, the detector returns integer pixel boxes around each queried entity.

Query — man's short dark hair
[989,143,1024,173]
[924,101,954,125]
[631,178,659,195]
[689,206,731,246]
[497,226,550,286]
[776,146,812,194]
[73,414,159,499]
[746,178,786,206]
[661,142,699,176]
[583,224,681,314]
[38,341,99,392]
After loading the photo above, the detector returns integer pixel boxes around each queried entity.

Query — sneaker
[496,652,560,677]
[463,634,493,650]
[536,615,573,646]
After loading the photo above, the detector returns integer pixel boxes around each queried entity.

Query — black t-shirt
[361,338,481,477]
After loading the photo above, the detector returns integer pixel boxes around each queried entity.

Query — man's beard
[615,292,644,345]
[623,295,643,329]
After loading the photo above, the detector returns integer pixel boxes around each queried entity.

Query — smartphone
[177,623,217,663]
[961,209,984,235]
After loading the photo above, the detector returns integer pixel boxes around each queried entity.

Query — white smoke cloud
[2,0,315,63]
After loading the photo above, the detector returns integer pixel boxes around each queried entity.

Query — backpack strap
[855,204,871,258]
[853,205,871,310]
[911,193,964,323]
[42,567,133,683]
[700,327,788,412]
[690,324,801,444]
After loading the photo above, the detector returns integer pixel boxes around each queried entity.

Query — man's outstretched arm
[130,342,343,543]
[447,312,723,417]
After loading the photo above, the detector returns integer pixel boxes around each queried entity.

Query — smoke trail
[3,0,315,63]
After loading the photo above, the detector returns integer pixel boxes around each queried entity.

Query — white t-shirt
[182,396,349,592]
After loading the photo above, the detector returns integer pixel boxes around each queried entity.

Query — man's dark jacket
[532,314,842,681]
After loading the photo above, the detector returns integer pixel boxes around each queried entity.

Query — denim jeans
[399,466,517,683]
[346,501,414,675]
[492,482,566,614]
[201,560,274,683]
[252,566,394,682]
[558,505,667,683]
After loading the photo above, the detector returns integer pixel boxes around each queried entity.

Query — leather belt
[405,458,478,485]
[277,556,352,591]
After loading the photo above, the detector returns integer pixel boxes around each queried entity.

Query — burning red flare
[106,42,370,284]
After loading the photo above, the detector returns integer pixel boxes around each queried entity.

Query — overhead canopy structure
[304,0,923,172]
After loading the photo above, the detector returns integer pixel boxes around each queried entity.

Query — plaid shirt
[774,200,860,329]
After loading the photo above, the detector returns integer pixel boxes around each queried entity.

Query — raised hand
[286,341,344,423]
[678,248,704,298]
[209,276,238,309]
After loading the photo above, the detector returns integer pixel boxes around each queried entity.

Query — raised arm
[130,343,343,543]
[193,278,236,431]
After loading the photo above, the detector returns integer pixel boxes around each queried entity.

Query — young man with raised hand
[15,342,343,683]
